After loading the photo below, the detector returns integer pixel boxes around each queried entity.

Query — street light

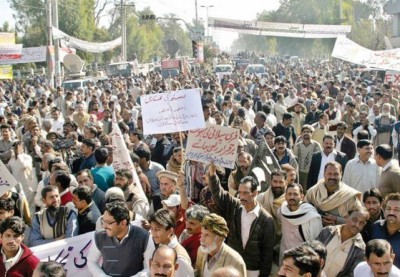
[200,5,214,41]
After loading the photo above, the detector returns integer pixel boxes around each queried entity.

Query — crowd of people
[0,55,399,277]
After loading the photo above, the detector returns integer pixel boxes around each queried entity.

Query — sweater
[0,243,40,277]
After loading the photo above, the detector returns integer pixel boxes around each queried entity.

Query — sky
[0,0,281,50]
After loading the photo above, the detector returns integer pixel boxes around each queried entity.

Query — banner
[185,125,239,169]
[0,44,22,60]
[0,33,15,44]
[332,35,400,71]
[0,47,47,65]
[109,111,148,203]
[31,231,94,276]
[52,27,121,53]
[140,89,205,135]
[209,17,351,38]
[0,160,18,195]
[0,65,13,80]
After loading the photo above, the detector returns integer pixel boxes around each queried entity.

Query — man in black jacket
[273,113,297,148]
[307,134,347,189]
[208,162,275,277]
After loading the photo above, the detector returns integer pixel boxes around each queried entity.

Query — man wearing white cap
[162,194,186,238]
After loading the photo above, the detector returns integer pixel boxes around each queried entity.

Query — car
[214,64,233,80]
[244,64,268,79]
[61,78,94,91]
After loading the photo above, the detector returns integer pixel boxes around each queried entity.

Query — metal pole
[52,0,61,87]
[121,0,127,61]
[46,0,54,86]
[195,0,198,22]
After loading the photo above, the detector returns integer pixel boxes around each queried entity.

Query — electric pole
[52,0,61,87]
[46,0,54,86]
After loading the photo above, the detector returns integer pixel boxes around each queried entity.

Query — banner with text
[0,47,47,65]
[31,231,94,276]
[0,44,22,60]
[0,65,12,79]
[141,89,205,135]
[52,27,121,53]
[185,125,240,169]
[332,35,400,71]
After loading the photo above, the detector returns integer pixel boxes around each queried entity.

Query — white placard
[140,89,205,135]
[185,125,240,169]
[0,160,18,196]
[0,44,22,60]
[31,231,94,277]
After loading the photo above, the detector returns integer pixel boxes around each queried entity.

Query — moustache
[154,274,168,277]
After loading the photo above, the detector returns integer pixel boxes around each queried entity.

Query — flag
[109,110,148,203]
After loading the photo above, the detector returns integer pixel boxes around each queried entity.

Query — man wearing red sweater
[0,217,39,276]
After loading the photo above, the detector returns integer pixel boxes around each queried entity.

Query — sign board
[0,65,13,79]
[31,231,94,277]
[385,71,400,84]
[0,44,23,60]
[185,125,240,169]
[141,89,205,135]
[0,46,47,65]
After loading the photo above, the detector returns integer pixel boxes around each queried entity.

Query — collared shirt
[318,150,336,181]
[383,160,397,172]
[1,246,23,272]
[241,204,261,248]
[325,225,359,277]
[335,137,344,152]
[163,236,194,277]
[354,261,400,277]
[205,244,223,270]
[342,157,381,192]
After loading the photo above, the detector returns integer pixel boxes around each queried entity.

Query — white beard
[200,240,218,254]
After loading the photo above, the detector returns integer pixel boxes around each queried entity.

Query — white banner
[0,160,18,195]
[210,17,351,38]
[140,89,206,135]
[332,35,400,71]
[0,44,22,60]
[0,47,47,65]
[110,111,148,203]
[31,231,94,277]
[185,125,240,169]
[52,27,121,53]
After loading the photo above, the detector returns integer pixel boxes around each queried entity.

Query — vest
[95,226,149,276]
[326,109,338,131]
[36,206,68,239]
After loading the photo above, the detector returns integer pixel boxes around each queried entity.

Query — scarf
[259,187,286,219]
[167,156,182,174]
[305,180,362,217]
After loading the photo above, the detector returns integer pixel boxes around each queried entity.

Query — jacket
[209,175,275,276]
[317,225,365,277]
[307,150,348,189]
[0,243,40,277]
[335,135,356,160]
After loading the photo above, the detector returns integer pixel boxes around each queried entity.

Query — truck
[160,57,190,79]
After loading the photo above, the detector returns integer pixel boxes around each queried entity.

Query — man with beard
[305,100,322,125]
[195,213,246,277]
[273,136,298,173]
[361,189,384,243]
[305,161,362,227]
[293,125,322,189]
[372,193,400,268]
[307,135,347,189]
[343,140,381,193]
[278,183,323,265]
[227,151,252,196]
[178,205,210,267]
[88,201,155,276]
[149,170,179,214]
[114,169,149,218]
[208,163,274,277]
[0,217,39,276]
[29,186,78,246]
[354,239,400,277]
[317,207,369,277]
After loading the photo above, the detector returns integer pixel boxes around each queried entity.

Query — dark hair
[324,161,342,173]
[135,147,151,161]
[130,130,144,140]
[149,208,175,230]
[283,245,321,277]
[286,183,304,195]
[0,124,11,130]
[363,188,383,204]
[283,113,293,120]
[302,240,327,266]
[366,239,393,259]
[116,169,133,180]
[322,134,334,142]
[336,121,348,129]
[94,147,109,164]
[82,138,97,151]
[73,185,93,204]
[375,144,393,160]
[357,130,370,141]
[357,139,372,149]
[42,186,59,199]
[271,170,287,180]
[35,261,66,277]
[54,171,71,190]
[186,205,210,222]
[239,176,259,192]
[237,107,246,118]
[76,169,93,180]
[85,126,98,137]
[0,216,25,236]
[384,192,400,207]
[262,104,271,115]
[0,198,15,212]
[348,206,370,221]
[274,135,287,144]
[105,201,130,224]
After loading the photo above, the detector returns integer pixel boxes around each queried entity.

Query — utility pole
[52,0,61,87]
[121,0,127,61]
[200,5,213,41]
[195,0,198,23]
[46,0,54,86]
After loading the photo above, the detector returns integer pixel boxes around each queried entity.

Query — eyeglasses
[101,218,117,226]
